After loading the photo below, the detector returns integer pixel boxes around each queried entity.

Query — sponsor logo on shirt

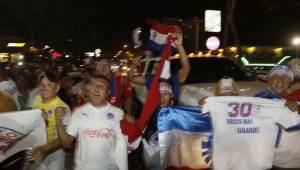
[0,127,25,153]
[80,112,88,117]
[83,128,113,139]
[106,112,114,120]
[47,110,52,115]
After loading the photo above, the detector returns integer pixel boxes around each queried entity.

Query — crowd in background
[1,30,300,170]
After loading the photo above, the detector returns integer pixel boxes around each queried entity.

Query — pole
[194,17,200,52]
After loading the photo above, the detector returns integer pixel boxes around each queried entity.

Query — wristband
[56,118,64,126]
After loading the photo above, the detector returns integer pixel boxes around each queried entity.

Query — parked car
[134,56,267,106]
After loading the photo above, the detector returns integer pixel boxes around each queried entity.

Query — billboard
[205,10,221,32]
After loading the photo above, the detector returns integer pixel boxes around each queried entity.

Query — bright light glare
[85,52,94,57]
[292,37,300,45]
[7,43,26,47]
[18,55,24,60]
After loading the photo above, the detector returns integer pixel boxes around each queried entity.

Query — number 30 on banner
[228,102,252,117]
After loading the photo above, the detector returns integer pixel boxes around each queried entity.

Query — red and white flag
[0,109,47,162]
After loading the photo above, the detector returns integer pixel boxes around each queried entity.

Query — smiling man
[55,74,128,170]
[254,65,298,110]
[255,65,300,170]
[95,56,133,116]
[29,71,71,170]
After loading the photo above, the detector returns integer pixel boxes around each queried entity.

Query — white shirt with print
[203,96,300,170]
[67,102,128,170]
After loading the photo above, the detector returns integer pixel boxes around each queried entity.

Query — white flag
[0,109,47,162]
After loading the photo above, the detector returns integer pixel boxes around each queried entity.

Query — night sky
[0,0,299,54]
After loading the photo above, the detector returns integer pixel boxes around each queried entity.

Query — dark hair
[0,63,7,77]
[83,67,93,74]
[89,73,110,85]
[97,57,111,62]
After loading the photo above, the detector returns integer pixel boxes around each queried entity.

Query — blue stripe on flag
[147,40,177,53]
[158,106,212,133]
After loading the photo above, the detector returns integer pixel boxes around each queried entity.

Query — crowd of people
[1,29,300,170]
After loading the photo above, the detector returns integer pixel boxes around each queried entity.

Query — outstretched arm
[174,27,190,83]
[128,57,146,85]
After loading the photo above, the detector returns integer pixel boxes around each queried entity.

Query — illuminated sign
[205,10,221,32]
[241,56,292,67]
[7,43,26,47]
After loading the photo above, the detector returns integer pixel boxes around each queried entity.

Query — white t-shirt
[203,96,300,170]
[0,78,20,109]
[67,103,128,170]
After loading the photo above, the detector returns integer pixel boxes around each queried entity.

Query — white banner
[0,109,47,162]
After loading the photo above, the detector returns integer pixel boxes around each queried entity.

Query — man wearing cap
[255,65,300,170]
[144,81,173,138]
[28,71,71,170]
[254,65,298,112]
[141,81,173,169]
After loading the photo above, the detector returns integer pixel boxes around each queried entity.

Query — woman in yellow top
[28,71,71,170]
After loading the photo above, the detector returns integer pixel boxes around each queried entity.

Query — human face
[87,78,110,107]
[96,59,111,77]
[268,74,292,94]
[159,91,172,107]
[38,78,59,102]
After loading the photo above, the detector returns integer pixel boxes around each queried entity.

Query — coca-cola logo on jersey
[0,127,25,153]
[83,128,113,139]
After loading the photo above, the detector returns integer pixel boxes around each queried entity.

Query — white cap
[269,65,294,82]
[159,82,172,94]
[220,78,234,95]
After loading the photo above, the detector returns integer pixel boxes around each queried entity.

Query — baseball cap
[38,71,59,83]
[269,65,294,82]
[159,82,172,94]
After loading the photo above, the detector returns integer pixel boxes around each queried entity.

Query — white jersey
[273,130,300,168]
[67,103,128,170]
[203,96,300,170]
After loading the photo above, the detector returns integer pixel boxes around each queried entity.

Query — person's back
[0,90,17,113]
[0,78,20,109]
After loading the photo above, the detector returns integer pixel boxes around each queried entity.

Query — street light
[292,36,300,58]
